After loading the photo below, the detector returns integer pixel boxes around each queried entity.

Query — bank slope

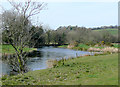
[2,53,118,85]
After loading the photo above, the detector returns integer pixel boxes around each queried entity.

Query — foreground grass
[0,44,36,54]
[1,53,118,85]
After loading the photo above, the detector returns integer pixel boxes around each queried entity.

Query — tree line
[90,25,117,30]
[3,24,118,47]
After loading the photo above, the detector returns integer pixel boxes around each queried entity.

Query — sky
[0,0,118,30]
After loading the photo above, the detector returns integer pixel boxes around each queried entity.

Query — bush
[74,42,79,47]
[105,42,113,47]
[77,47,83,50]
[70,41,79,47]
[85,41,96,46]
[1,75,8,80]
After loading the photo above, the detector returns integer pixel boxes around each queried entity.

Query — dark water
[1,46,94,76]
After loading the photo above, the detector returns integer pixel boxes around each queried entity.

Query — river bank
[1,44,37,55]
[1,46,93,76]
[58,43,119,53]
[1,53,118,85]
[1,44,37,59]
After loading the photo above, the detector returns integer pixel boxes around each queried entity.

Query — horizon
[54,25,118,29]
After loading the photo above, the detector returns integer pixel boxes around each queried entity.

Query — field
[0,44,36,54]
[93,28,118,35]
[1,53,118,85]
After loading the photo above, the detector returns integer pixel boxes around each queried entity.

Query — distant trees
[43,25,118,45]
[91,25,117,30]
[50,31,58,44]
[18,25,118,46]
[45,30,51,45]
[29,26,45,47]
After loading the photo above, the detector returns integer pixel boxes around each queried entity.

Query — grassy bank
[58,43,119,51]
[0,44,37,54]
[1,53,118,85]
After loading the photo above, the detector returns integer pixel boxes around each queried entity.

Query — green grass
[112,43,119,48]
[58,45,68,48]
[78,44,90,49]
[1,53,118,85]
[72,44,90,51]
[94,46,105,49]
[0,44,36,54]
[93,28,118,35]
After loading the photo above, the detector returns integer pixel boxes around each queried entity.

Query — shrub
[105,42,113,47]
[1,75,8,80]
[70,41,78,47]
[85,41,96,46]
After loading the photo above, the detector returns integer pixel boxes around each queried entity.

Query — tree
[30,26,45,47]
[2,0,46,73]
[45,30,51,44]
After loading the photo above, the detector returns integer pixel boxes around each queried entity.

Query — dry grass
[88,47,119,53]
[46,59,58,68]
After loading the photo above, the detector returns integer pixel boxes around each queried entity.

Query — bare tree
[1,0,46,73]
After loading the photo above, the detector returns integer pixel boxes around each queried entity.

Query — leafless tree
[1,0,46,73]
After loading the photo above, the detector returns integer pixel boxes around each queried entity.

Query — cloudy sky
[0,0,118,29]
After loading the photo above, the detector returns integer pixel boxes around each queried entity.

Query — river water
[1,46,94,76]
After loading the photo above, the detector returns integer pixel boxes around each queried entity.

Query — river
[1,46,94,76]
